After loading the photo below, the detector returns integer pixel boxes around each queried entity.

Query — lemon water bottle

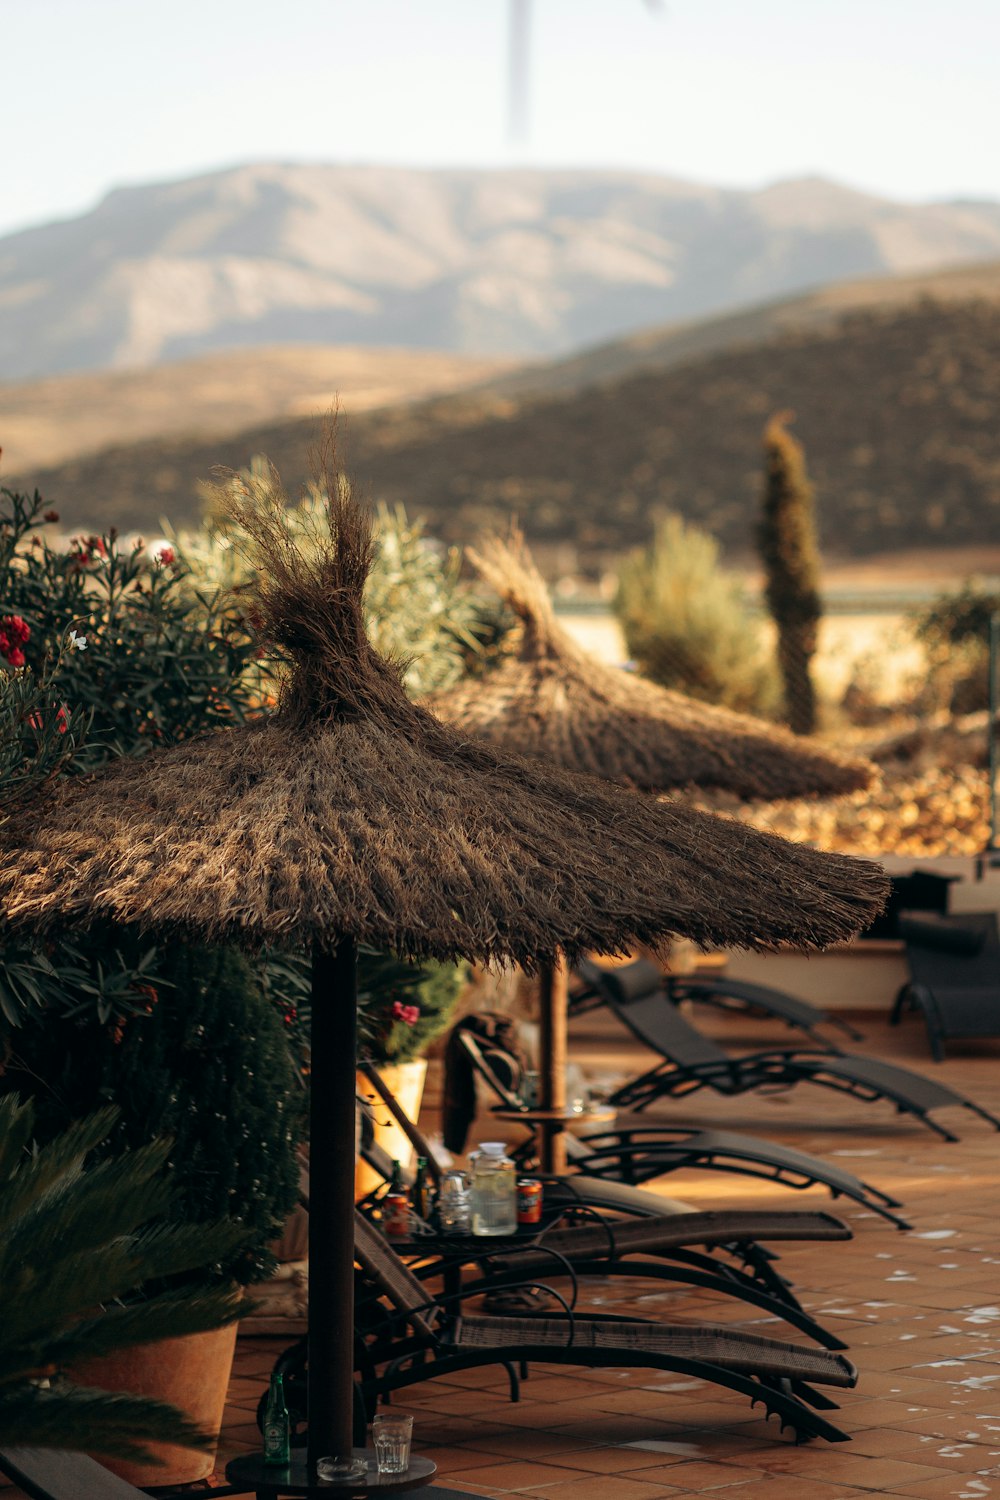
[469,1141,517,1236]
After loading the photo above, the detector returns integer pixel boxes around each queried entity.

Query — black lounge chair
[0,1446,478,1500]
[572,956,864,1045]
[581,958,1000,1141]
[351,1213,858,1444]
[452,1029,910,1229]
[890,911,1000,1060]
[355,1070,855,1340]
[418,1209,853,1349]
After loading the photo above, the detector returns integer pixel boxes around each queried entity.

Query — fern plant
[0,1095,248,1459]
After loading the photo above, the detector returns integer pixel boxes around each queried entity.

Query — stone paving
[224,999,1000,1499]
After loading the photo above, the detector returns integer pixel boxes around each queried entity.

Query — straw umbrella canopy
[0,492,887,1477]
[426,529,876,801]
[426,530,878,1164]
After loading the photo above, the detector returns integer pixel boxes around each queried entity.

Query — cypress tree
[758,412,823,735]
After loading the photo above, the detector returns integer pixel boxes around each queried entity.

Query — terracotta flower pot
[72,1322,238,1486]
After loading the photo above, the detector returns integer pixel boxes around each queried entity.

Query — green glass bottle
[412,1155,433,1220]
[262,1371,291,1466]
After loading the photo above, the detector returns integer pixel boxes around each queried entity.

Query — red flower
[43,509,60,523]
[154,545,175,567]
[391,1000,420,1026]
[0,616,31,664]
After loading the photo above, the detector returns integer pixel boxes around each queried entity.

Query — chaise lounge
[577,958,1000,1140]
[351,1213,858,1444]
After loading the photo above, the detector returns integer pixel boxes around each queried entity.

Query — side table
[491,1103,617,1172]
[225,1449,437,1498]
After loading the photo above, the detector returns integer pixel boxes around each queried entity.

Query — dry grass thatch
[0,483,887,965]
[425,529,875,800]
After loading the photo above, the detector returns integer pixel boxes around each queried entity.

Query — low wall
[714,854,1000,1014]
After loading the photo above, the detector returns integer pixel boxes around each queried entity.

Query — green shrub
[3,940,302,1284]
[614,513,779,714]
[910,580,1000,714]
[186,459,483,696]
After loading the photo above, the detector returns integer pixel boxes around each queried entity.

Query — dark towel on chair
[442,1012,527,1153]
[898,913,987,956]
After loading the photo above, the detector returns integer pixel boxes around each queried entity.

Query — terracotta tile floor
[215,1003,1000,1497]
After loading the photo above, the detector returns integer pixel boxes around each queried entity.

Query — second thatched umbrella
[426,530,878,1164]
[428,528,876,800]
[0,492,887,1478]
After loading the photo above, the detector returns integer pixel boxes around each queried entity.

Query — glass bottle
[412,1155,433,1220]
[383,1158,410,1238]
[469,1141,517,1236]
[262,1372,291,1466]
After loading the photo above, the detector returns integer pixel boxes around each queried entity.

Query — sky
[3,0,999,240]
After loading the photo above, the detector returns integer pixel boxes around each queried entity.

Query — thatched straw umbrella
[427,529,876,800]
[0,492,887,1478]
[426,530,878,1165]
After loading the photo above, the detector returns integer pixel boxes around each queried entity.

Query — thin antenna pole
[508,0,531,144]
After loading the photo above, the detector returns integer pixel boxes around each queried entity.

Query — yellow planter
[354,1059,428,1199]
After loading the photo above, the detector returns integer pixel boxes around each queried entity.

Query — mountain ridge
[11,282,1000,567]
[5,160,1000,379]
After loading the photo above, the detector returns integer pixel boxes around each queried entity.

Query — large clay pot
[354,1058,428,1199]
[72,1322,238,1486]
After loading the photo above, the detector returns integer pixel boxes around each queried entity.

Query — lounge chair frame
[356,1077,850,1345]
[581,966,1000,1142]
[890,912,1000,1060]
[456,1030,911,1229]
[351,1213,857,1445]
[572,956,864,1044]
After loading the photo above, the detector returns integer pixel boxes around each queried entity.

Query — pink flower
[391,1000,421,1026]
[154,545,175,567]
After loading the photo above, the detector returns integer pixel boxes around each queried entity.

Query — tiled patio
[223,995,1000,1498]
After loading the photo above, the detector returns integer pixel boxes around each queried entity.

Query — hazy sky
[4,0,998,239]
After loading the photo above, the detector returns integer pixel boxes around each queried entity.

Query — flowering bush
[0,482,262,1027]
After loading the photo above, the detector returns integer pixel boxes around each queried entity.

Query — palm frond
[0,1384,215,1461]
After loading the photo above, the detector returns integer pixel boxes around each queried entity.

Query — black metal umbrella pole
[308,937,360,1472]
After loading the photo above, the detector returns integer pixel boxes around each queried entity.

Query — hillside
[13,290,1000,566]
[0,345,513,477]
[5,161,1000,378]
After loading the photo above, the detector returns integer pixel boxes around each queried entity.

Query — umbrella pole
[308,936,363,1475]
[538,955,567,1173]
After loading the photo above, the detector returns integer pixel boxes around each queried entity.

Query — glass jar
[469,1141,517,1236]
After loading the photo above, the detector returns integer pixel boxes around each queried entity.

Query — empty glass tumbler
[437,1169,471,1233]
[372,1412,413,1475]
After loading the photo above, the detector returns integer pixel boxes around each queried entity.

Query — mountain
[14,277,1000,566]
[0,345,513,478]
[5,162,1000,379]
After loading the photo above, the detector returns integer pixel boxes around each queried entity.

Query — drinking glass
[372,1412,413,1475]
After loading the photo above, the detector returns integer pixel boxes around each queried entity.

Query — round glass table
[225,1449,437,1497]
